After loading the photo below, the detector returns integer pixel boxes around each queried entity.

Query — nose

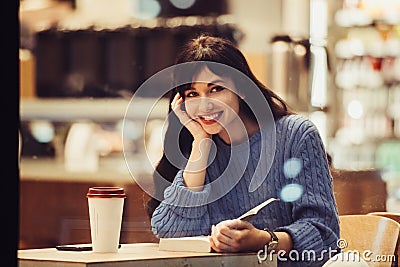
[199,97,214,113]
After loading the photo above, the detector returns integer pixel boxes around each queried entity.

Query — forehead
[191,66,235,90]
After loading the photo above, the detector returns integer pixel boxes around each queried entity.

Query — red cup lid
[87,187,126,198]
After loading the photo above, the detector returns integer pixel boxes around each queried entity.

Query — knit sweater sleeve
[275,118,340,265]
[150,169,211,238]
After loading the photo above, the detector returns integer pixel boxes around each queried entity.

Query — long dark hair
[146,35,292,217]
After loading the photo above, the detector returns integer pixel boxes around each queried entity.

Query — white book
[158,198,279,252]
[159,235,211,253]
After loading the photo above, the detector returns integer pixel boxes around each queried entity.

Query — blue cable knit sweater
[151,114,340,266]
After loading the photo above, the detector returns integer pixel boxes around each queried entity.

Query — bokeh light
[283,158,302,178]
[130,0,161,20]
[347,100,364,119]
[170,0,196,9]
[29,121,55,143]
[280,183,304,202]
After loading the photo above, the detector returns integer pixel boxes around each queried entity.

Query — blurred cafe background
[19,0,400,249]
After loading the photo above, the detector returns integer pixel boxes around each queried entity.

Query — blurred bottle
[268,35,311,111]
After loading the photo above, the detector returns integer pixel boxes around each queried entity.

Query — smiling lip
[198,111,223,125]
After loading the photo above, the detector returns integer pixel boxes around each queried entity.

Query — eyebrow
[188,79,227,90]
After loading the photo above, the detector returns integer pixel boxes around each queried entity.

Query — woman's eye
[211,86,225,93]
[185,91,198,97]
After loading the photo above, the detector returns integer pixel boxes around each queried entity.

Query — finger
[224,219,253,230]
[209,232,220,252]
[209,235,217,252]
[214,222,234,238]
[171,93,182,110]
[218,226,242,241]
[173,92,180,102]
[210,233,235,252]
[217,220,253,241]
[212,224,236,249]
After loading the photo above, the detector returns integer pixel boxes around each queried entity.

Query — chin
[205,129,220,135]
[202,124,224,136]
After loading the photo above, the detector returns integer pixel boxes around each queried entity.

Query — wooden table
[18,243,277,267]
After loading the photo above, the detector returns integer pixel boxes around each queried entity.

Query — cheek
[221,101,241,124]
[222,97,240,115]
[184,100,198,117]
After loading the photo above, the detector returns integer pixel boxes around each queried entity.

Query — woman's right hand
[171,93,210,141]
[171,93,211,190]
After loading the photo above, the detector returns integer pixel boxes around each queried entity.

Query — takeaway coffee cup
[87,187,126,252]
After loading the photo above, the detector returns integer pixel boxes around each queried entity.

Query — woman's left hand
[209,219,267,252]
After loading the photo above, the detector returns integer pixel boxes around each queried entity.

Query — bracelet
[263,228,279,251]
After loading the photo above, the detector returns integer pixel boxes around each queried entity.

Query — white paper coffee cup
[87,187,126,253]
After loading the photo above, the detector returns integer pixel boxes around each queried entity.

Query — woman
[147,35,339,266]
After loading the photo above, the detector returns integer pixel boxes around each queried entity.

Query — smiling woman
[147,35,340,267]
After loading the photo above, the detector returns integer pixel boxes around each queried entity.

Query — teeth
[202,112,220,120]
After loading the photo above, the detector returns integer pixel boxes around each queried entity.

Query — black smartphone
[56,244,92,251]
[56,244,121,251]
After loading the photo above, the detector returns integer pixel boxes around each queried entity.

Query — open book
[159,235,211,253]
[158,197,279,252]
